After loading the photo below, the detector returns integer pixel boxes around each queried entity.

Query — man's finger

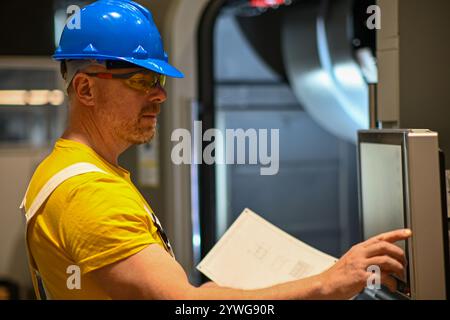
[365,229,412,245]
[365,241,407,266]
[366,256,405,280]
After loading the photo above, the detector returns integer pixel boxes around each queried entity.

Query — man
[22,0,411,300]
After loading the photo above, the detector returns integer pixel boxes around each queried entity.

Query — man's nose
[147,85,167,104]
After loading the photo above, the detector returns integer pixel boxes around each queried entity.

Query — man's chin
[131,132,156,145]
[122,126,157,145]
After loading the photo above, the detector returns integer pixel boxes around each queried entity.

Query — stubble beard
[119,118,157,145]
[100,109,157,146]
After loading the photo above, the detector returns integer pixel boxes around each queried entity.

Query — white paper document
[197,208,338,290]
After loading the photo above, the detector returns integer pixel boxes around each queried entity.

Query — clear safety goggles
[85,70,166,92]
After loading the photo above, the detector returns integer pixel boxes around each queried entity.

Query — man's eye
[129,79,147,86]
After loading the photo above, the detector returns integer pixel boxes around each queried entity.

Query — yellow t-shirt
[23,138,167,299]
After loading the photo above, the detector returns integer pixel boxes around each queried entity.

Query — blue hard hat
[54,0,184,78]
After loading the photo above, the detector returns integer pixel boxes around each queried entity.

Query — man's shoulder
[48,170,143,223]
[60,169,130,198]
[26,155,126,212]
[56,171,147,228]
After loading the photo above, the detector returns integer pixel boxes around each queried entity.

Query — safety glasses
[85,70,166,92]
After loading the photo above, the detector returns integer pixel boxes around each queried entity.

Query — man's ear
[72,73,95,107]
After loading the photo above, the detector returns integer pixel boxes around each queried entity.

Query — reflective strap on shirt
[20,162,108,300]
[20,163,108,223]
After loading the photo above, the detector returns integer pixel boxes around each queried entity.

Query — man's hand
[318,229,412,300]
[200,281,219,288]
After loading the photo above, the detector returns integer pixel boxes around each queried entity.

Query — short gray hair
[62,60,107,94]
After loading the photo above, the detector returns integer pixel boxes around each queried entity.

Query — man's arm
[91,229,411,300]
[91,244,325,300]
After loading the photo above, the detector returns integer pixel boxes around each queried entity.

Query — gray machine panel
[358,129,448,300]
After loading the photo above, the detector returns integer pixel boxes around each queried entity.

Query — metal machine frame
[358,129,449,300]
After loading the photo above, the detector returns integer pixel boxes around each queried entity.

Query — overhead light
[0,91,27,105]
[48,90,65,106]
[0,90,65,106]
[28,90,49,105]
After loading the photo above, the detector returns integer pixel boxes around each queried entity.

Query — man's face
[88,67,167,145]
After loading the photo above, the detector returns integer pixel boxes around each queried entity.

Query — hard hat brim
[54,55,184,79]
[124,58,185,78]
